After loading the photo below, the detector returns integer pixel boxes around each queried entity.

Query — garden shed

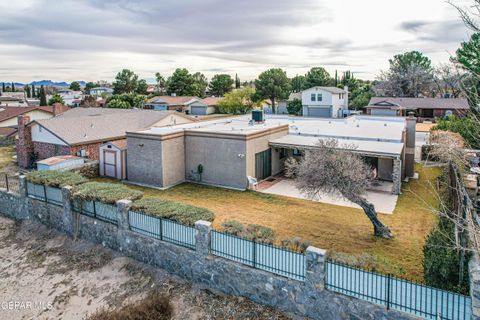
[36,155,84,171]
[99,140,127,179]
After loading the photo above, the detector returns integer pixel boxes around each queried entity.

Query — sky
[0,0,473,83]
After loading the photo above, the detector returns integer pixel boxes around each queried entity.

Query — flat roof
[136,114,406,142]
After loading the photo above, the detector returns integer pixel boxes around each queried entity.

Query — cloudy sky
[0,0,472,83]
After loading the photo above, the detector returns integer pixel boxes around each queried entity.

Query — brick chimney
[16,115,34,168]
[52,103,62,116]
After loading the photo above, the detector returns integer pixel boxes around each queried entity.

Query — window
[293,148,302,156]
[311,93,316,101]
[317,94,323,102]
[279,148,287,159]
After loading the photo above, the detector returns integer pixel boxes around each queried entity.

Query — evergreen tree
[11,82,15,92]
[235,73,241,89]
[1,83,5,92]
[39,85,47,106]
[334,70,338,87]
[25,85,31,98]
[31,84,36,97]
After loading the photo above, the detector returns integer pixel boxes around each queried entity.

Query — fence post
[116,199,132,231]
[386,274,391,310]
[194,220,211,257]
[61,186,74,236]
[469,253,480,320]
[5,174,9,192]
[305,246,326,291]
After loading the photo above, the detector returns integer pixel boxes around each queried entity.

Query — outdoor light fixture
[238,154,245,159]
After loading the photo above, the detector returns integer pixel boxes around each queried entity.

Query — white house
[49,89,83,107]
[301,86,348,118]
[89,87,114,98]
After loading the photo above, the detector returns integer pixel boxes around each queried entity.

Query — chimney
[16,115,34,168]
[404,112,417,178]
[344,85,349,108]
[52,103,61,116]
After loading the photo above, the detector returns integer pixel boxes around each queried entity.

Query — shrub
[423,217,470,294]
[327,252,382,272]
[72,182,143,204]
[131,197,214,226]
[88,292,172,320]
[280,237,311,253]
[220,220,276,244]
[26,170,88,188]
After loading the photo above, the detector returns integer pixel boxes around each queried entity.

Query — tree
[209,74,234,96]
[217,87,259,114]
[254,68,291,114]
[69,81,81,91]
[136,79,148,94]
[11,82,15,92]
[433,64,463,98]
[84,82,96,94]
[167,68,195,96]
[291,75,305,92]
[107,97,131,109]
[39,85,47,106]
[303,67,332,89]
[377,51,434,97]
[454,33,480,110]
[106,93,146,109]
[155,72,166,94]
[433,115,480,149]
[235,74,241,89]
[1,83,5,92]
[48,94,65,106]
[31,84,36,97]
[448,0,480,32]
[80,95,97,108]
[192,72,208,97]
[349,81,374,110]
[287,98,302,115]
[24,85,31,98]
[285,139,393,239]
[113,69,139,94]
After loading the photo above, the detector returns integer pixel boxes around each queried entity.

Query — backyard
[96,164,440,282]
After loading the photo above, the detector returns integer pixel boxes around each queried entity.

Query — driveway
[261,179,398,214]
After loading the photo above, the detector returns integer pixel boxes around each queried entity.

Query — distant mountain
[1,80,87,88]
[0,82,25,87]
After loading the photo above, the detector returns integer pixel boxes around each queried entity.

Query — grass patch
[94,164,440,282]
[26,170,88,188]
[88,292,172,320]
[72,182,143,204]
[0,145,16,171]
[131,197,214,226]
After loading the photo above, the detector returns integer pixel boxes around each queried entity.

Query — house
[0,92,27,107]
[275,92,302,115]
[144,96,210,115]
[16,108,195,168]
[301,86,348,118]
[201,97,223,113]
[0,104,69,138]
[89,87,114,98]
[125,113,415,195]
[49,89,83,107]
[365,97,469,120]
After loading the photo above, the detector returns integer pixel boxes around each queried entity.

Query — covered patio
[259,177,398,214]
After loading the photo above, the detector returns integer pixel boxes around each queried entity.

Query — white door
[103,150,117,178]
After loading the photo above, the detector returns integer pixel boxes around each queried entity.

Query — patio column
[61,186,74,236]
[195,220,211,258]
[392,159,402,195]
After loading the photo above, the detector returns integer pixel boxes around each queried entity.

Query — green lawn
[96,164,441,282]
[0,145,16,172]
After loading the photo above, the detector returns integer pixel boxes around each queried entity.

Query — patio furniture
[247,176,258,190]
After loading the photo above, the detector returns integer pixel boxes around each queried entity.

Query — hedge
[221,220,276,245]
[131,197,214,226]
[72,182,143,204]
[26,170,88,188]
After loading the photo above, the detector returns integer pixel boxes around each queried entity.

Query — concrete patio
[260,178,398,214]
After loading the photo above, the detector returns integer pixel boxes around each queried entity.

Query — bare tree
[449,0,480,32]
[286,139,393,239]
[433,63,464,98]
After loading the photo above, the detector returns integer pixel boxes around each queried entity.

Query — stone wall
[0,177,419,320]
[392,159,402,195]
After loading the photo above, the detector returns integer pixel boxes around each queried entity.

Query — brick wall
[32,141,72,161]
[70,142,102,161]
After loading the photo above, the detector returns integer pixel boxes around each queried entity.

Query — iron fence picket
[325,260,471,320]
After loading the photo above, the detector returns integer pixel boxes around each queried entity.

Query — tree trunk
[271,97,276,114]
[358,199,394,239]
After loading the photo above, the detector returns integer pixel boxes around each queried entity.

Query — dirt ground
[0,216,300,320]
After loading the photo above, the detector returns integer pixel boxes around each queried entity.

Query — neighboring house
[0,92,27,107]
[49,89,84,107]
[365,97,469,120]
[201,97,223,114]
[301,86,348,118]
[126,114,415,195]
[144,96,210,115]
[274,92,302,115]
[0,104,69,138]
[16,108,195,168]
[89,87,114,98]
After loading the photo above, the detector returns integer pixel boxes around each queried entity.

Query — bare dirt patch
[0,216,300,320]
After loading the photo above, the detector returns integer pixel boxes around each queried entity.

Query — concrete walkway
[261,179,398,214]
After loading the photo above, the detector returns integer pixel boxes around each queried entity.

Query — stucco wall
[161,134,186,187]
[126,136,164,187]
[378,157,393,181]
[185,133,247,189]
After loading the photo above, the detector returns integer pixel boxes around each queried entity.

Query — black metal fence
[128,210,196,250]
[73,200,118,225]
[210,230,306,281]
[0,174,19,193]
[326,260,471,320]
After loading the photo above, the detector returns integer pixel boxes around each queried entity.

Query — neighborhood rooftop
[367,97,469,109]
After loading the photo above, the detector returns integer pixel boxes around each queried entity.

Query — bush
[72,182,143,204]
[26,170,88,188]
[423,217,470,294]
[221,220,276,244]
[280,237,311,253]
[433,115,480,149]
[88,292,172,320]
[131,197,214,226]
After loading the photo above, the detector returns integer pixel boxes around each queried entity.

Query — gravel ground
[0,216,304,320]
